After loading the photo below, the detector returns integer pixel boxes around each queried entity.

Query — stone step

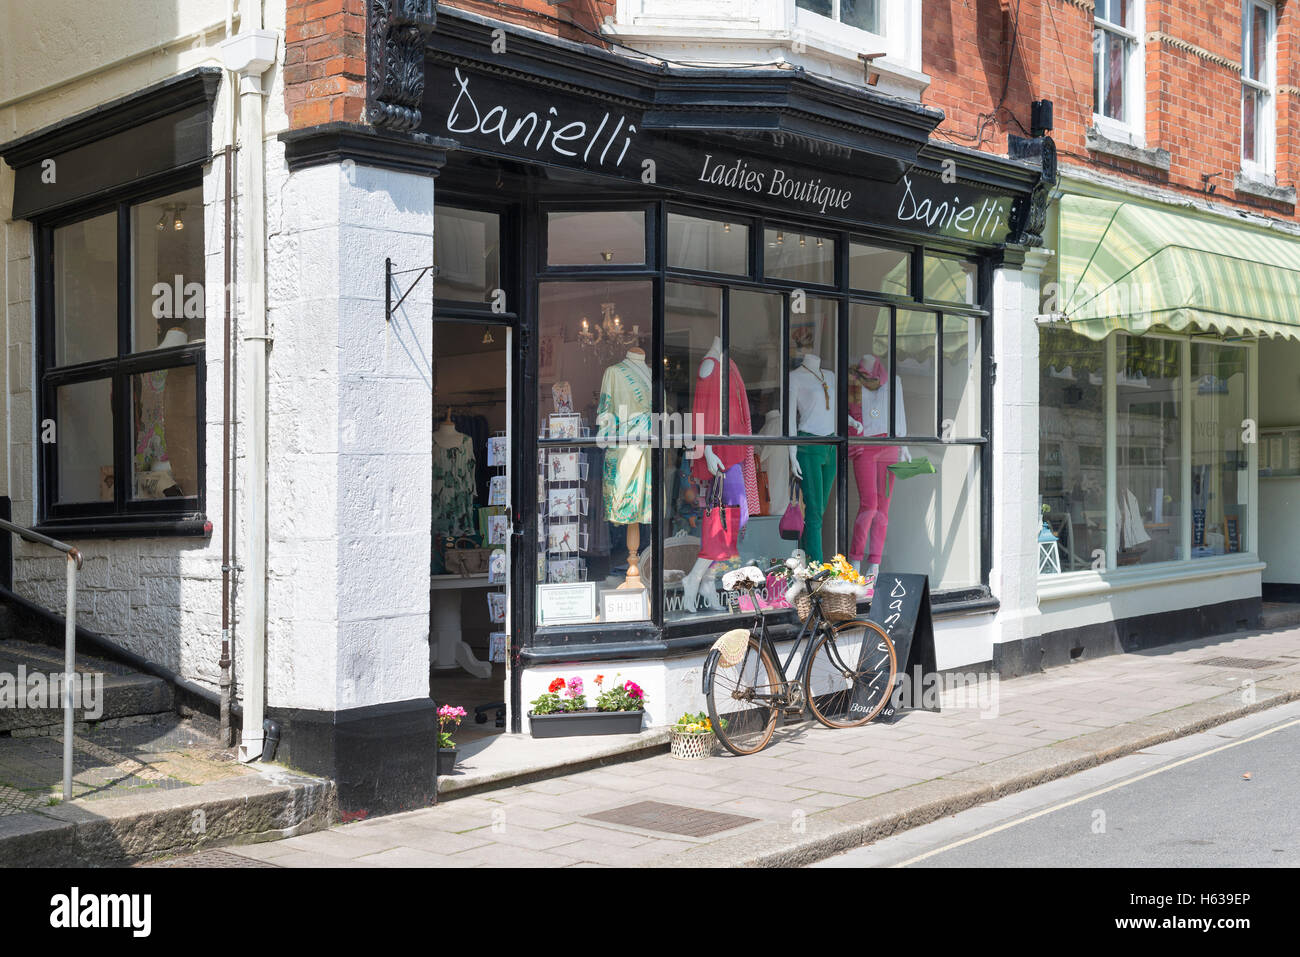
[1262,602,1300,630]
[0,638,173,733]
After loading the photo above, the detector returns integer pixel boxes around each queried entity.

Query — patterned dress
[432,432,477,535]
[596,359,653,525]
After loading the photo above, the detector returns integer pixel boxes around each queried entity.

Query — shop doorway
[430,318,513,756]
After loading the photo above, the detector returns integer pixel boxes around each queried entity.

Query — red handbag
[699,476,741,561]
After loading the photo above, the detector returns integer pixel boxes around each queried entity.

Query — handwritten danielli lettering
[895,175,1006,239]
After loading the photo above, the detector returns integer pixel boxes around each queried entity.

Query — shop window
[942,314,981,439]
[546,210,646,266]
[1116,335,1182,565]
[434,206,501,302]
[764,228,835,285]
[667,212,748,276]
[850,241,909,296]
[924,254,977,305]
[895,309,938,438]
[788,297,838,437]
[1191,343,1249,557]
[41,185,206,526]
[730,289,783,428]
[879,443,982,590]
[1039,327,1108,572]
[665,282,723,421]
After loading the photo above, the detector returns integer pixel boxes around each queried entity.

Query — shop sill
[1233,171,1296,205]
[31,516,210,541]
[1037,555,1264,602]
[1085,126,1171,172]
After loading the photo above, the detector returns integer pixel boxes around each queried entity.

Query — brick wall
[284,0,367,128]
[923,0,1300,221]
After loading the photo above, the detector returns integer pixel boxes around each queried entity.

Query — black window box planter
[527,709,645,738]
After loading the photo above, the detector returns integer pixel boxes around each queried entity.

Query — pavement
[165,621,1300,868]
[814,700,1300,868]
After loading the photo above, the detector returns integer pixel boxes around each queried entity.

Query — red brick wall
[285,0,367,127]
[923,0,1300,220]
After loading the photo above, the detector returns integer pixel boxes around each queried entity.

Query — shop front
[348,8,1048,739]
[1032,183,1300,661]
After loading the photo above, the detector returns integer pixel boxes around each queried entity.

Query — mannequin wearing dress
[787,354,847,565]
[135,327,190,498]
[432,411,476,536]
[676,335,759,613]
[847,355,910,578]
[597,347,652,588]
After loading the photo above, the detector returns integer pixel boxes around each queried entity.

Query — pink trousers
[849,444,900,563]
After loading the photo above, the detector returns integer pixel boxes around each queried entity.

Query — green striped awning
[1056,193,1300,341]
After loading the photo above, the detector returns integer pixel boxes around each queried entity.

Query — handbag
[699,475,741,561]
[445,536,493,577]
[778,476,804,541]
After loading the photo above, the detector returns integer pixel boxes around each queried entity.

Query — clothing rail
[0,517,81,801]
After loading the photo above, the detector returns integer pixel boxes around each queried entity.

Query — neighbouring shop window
[796,0,881,34]
[924,254,978,306]
[40,185,205,524]
[1037,329,1253,576]
[532,207,989,631]
[434,206,500,302]
[1093,0,1144,135]
[1039,326,1108,571]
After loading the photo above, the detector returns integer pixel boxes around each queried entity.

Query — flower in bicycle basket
[548,677,565,694]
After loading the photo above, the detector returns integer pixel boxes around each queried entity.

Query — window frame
[1093,0,1146,146]
[34,172,208,535]
[1241,0,1278,181]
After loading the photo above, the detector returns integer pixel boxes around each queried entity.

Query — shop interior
[1259,336,1300,604]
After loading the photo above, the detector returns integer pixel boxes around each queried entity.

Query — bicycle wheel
[704,636,781,755]
[805,619,897,728]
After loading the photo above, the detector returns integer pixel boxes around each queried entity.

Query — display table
[430,573,494,679]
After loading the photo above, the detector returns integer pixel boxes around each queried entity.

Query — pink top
[692,357,754,482]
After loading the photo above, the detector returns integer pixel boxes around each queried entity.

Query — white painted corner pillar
[990,246,1053,651]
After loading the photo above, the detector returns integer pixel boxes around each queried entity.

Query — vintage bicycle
[701,564,898,756]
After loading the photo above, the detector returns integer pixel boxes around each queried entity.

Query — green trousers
[796,437,836,565]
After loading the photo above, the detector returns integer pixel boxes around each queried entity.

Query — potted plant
[528,673,646,738]
[780,554,869,622]
[669,710,720,760]
[437,704,466,774]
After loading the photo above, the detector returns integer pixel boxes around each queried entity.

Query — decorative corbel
[367,0,439,131]
[1007,134,1058,247]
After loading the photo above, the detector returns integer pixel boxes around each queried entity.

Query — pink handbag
[778,477,804,541]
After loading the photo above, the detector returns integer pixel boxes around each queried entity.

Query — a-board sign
[865,572,939,722]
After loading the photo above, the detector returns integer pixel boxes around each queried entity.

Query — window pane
[1250,4,1269,82]
[896,310,937,436]
[1104,32,1126,121]
[664,282,722,422]
[796,0,832,17]
[434,207,500,303]
[765,229,835,285]
[841,0,880,32]
[1191,344,1249,557]
[881,443,981,590]
[730,289,783,434]
[789,297,838,438]
[1039,328,1108,572]
[1093,34,1103,116]
[1243,88,1258,162]
[56,378,114,504]
[1116,335,1183,565]
[131,365,198,499]
[663,440,807,621]
[924,254,977,304]
[942,314,981,439]
[850,242,909,295]
[53,211,117,367]
[131,187,205,353]
[538,281,651,435]
[667,213,748,275]
[848,304,895,438]
[547,210,645,266]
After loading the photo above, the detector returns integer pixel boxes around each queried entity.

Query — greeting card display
[486,435,508,466]
[488,548,507,584]
[547,451,581,483]
[552,381,574,414]
[488,631,508,664]
[547,523,580,554]
[486,592,507,624]
[547,488,584,518]
[488,475,508,506]
[486,513,510,545]
[548,557,581,583]
[548,414,581,440]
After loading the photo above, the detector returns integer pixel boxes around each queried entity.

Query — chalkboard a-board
[864,572,939,722]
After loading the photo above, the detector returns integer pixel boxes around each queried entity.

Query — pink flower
[566,676,583,698]
[624,681,643,700]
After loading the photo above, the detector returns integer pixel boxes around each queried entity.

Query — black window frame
[34,171,208,536]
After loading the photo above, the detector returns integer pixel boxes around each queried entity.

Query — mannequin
[597,347,652,588]
[135,327,190,498]
[848,355,909,579]
[788,353,842,564]
[432,409,476,535]
[680,336,756,613]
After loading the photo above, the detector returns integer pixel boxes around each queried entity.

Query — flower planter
[528,709,644,738]
[437,748,458,775]
[669,729,717,760]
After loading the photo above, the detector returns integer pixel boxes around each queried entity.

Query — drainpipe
[218,0,238,749]
[220,20,278,763]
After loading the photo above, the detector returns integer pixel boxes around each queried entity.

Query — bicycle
[701,565,898,756]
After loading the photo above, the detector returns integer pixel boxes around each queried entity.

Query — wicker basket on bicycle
[792,585,859,623]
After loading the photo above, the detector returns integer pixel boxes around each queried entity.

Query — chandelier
[578,301,640,363]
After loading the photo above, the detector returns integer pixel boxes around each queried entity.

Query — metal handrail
[0,517,81,800]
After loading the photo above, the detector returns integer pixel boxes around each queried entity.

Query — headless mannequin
[618,347,649,589]
[681,337,726,612]
[434,409,465,449]
[848,354,910,577]
[142,327,189,491]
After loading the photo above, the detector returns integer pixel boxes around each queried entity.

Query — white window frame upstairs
[790,0,922,76]
[1241,0,1277,182]
[1092,0,1146,147]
